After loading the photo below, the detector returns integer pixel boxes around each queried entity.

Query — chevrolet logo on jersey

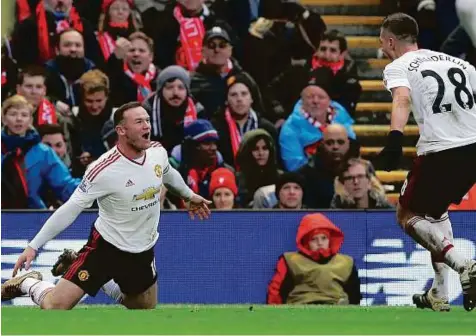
[133,187,161,201]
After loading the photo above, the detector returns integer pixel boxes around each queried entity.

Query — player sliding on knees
[376,13,476,312]
[1,102,212,310]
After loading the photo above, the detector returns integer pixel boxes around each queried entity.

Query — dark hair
[381,12,419,43]
[18,65,47,85]
[55,28,84,48]
[113,101,142,126]
[321,30,347,52]
[37,124,64,138]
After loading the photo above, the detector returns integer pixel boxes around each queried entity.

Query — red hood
[296,213,344,260]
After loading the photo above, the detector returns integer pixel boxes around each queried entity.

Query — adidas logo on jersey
[125,179,135,187]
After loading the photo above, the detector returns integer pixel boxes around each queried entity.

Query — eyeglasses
[207,41,229,50]
[342,174,368,182]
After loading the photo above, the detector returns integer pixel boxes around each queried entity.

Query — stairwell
[301,0,418,203]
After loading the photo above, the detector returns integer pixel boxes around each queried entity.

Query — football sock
[407,216,468,273]
[101,280,123,303]
[428,215,452,299]
[21,279,55,306]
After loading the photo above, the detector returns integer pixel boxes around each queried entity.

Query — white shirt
[70,142,169,253]
[383,49,476,155]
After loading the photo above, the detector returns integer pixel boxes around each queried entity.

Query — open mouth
[142,133,150,140]
[131,60,142,66]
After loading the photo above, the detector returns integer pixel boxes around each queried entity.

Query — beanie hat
[275,172,305,198]
[307,67,336,98]
[184,119,219,143]
[209,168,238,196]
[156,65,191,92]
[226,73,255,97]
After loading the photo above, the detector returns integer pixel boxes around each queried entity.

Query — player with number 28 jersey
[383,49,476,154]
[377,13,476,313]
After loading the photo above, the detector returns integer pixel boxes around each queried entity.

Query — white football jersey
[69,142,168,253]
[383,49,476,155]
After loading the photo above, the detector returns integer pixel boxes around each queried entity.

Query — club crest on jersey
[133,186,161,201]
[154,165,162,178]
[78,270,89,281]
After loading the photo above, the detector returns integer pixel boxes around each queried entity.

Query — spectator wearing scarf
[107,31,159,106]
[211,73,276,168]
[96,0,139,64]
[267,213,361,305]
[152,0,233,70]
[142,65,201,152]
[11,0,100,67]
[192,26,264,119]
[279,78,355,172]
[174,119,233,199]
[267,30,361,121]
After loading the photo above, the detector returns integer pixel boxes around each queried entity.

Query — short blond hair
[129,31,154,53]
[80,70,110,96]
[2,95,33,116]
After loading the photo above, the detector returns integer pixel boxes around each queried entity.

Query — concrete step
[353,125,419,136]
[359,79,391,102]
[356,102,392,113]
[357,58,389,79]
[376,170,408,183]
[300,0,381,15]
[361,147,417,157]
[323,15,383,36]
[347,36,381,58]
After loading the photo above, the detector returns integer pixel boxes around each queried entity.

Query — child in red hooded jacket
[267,213,361,305]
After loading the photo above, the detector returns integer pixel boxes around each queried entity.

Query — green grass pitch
[2,305,476,335]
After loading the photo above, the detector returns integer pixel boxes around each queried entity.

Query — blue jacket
[1,129,80,209]
[279,100,356,171]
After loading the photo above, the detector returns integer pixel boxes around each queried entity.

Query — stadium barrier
[2,210,475,306]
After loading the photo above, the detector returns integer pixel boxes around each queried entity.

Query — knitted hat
[275,172,305,198]
[307,67,336,98]
[209,168,238,196]
[156,65,191,92]
[184,119,219,142]
[226,73,255,97]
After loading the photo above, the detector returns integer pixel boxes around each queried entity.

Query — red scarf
[1,70,7,86]
[224,107,241,159]
[36,2,84,63]
[97,32,116,61]
[173,5,206,71]
[183,98,198,126]
[37,99,57,125]
[311,56,345,75]
[302,106,335,157]
[17,0,31,22]
[187,164,216,195]
[123,62,157,102]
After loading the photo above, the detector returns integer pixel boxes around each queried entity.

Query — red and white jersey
[383,49,476,155]
[69,142,168,253]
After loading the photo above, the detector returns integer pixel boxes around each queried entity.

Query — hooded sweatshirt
[267,213,361,305]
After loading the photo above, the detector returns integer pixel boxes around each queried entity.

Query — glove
[374,130,404,172]
[51,249,78,276]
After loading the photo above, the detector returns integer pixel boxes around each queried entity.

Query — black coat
[266,58,361,120]
[107,54,159,107]
[211,108,277,168]
[11,11,100,67]
[191,59,264,119]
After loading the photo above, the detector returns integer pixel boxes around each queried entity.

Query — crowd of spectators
[2,0,475,212]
